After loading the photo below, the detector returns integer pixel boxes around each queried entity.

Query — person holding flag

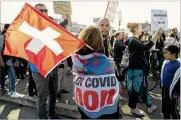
[27,3,60,119]
[3,1,85,118]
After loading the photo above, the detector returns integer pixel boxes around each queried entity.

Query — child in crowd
[161,45,180,119]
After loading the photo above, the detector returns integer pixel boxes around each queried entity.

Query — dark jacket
[142,40,151,65]
[113,40,125,63]
[155,37,164,53]
[128,37,154,70]
[98,37,109,57]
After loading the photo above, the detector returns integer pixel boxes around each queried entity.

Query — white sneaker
[130,108,144,117]
[148,105,157,113]
[10,92,24,98]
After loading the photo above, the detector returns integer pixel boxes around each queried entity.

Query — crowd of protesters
[0,3,180,119]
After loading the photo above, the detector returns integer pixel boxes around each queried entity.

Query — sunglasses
[39,9,48,13]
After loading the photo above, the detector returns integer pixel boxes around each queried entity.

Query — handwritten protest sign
[53,1,72,26]
[151,10,168,31]
[104,1,119,23]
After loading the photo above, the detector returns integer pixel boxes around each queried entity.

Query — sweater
[161,60,180,88]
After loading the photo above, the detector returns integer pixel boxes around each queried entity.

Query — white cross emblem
[18,21,63,55]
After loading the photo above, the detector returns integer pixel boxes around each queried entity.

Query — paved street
[0,100,70,119]
[0,100,38,119]
[0,74,180,119]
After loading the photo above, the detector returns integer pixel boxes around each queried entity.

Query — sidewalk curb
[0,94,80,118]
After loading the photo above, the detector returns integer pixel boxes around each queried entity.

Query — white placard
[104,1,119,22]
[151,10,168,31]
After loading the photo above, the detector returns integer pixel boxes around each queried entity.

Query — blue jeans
[7,66,16,94]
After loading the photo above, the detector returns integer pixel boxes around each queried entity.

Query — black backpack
[1,34,11,62]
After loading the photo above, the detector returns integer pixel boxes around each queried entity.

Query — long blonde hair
[78,25,103,51]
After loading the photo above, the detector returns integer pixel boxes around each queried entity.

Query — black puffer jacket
[113,40,125,63]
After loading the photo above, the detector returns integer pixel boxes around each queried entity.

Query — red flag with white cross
[4,3,85,77]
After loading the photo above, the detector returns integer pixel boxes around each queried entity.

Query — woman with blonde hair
[125,23,162,117]
[72,25,121,119]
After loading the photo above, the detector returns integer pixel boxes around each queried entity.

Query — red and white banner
[104,1,119,22]
[73,72,119,112]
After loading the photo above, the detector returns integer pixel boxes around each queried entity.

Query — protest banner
[73,73,119,111]
[104,1,119,22]
[53,1,72,26]
[151,10,168,31]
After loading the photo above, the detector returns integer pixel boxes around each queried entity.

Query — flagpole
[85,44,94,50]
[104,1,110,17]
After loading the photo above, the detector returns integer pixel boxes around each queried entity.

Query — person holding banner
[126,23,162,117]
[72,25,121,119]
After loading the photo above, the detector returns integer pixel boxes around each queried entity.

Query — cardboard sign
[151,10,168,31]
[104,1,119,22]
[53,1,72,26]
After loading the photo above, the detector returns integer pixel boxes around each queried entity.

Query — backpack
[119,39,136,73]
[1,34,11,62]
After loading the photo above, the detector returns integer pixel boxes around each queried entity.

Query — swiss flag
[4,3,85,77]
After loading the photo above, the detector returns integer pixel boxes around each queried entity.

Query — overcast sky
[1,1,180,30]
